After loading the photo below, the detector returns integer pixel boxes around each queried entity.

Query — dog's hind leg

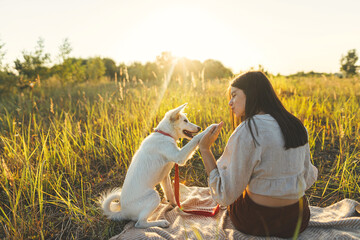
[160,175,176,206]
[134,190,170,228]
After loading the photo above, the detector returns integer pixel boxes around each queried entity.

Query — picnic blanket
[110,184,360,239]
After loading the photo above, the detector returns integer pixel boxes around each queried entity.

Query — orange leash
[154,129,220,216]
[174,163,220,216]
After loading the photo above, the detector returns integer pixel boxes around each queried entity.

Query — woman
[199,71,318,238]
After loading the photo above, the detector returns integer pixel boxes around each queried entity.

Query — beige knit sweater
[209,114,318,206]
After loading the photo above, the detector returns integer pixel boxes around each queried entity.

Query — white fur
[99,103,215,228]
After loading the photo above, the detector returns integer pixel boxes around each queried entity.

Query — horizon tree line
[0,37,234,95]
[0,37,359,96]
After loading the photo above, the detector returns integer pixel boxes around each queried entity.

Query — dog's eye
[184,119,188,123]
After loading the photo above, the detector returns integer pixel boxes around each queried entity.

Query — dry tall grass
[0,75,359,239]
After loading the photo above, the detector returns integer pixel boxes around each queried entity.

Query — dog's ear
[169,103,187,122]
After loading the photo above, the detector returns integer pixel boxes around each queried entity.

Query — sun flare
[116,3,264,73]
[124,5,253,67]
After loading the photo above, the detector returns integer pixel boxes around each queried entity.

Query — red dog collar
[154,129,175,139]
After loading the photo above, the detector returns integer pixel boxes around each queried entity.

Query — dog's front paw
[195,124,218,140]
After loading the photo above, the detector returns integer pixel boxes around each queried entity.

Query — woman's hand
[199,122,224,151]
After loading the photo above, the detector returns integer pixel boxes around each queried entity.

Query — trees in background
[52,38,86,85]
[127,62,145,81]
[14,38,51,81]
[143,62,160,82]
[102,58,117,80]
[153,51,233,82]
[53,40,105,84]
[173,57,203,81]
[52,58,86,85]
[58,38,72,63]
[110,51,234,85]
[340,49,359,77]
[0,37,236,94]
[2,37,360,94]
[86,57,105,81]
[203,59,233,80]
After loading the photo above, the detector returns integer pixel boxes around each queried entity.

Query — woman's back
[246,114,317,200]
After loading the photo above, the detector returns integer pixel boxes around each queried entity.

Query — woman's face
[229,87,246,118]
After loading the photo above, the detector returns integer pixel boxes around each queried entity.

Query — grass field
[0,74,359,239]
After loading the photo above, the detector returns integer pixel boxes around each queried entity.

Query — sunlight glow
[118,4,257,71]
[143,58,178,133]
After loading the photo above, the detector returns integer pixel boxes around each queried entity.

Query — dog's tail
[99,188,125,221]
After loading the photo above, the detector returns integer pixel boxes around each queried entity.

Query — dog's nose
[197,127,201,132]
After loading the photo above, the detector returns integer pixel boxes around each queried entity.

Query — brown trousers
[228,191,310,238]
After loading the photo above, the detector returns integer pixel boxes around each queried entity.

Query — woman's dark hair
[229,71,308,149]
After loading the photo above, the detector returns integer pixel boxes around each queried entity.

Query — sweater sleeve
[304,143,318,190]
[208,124,261,206]
[303,128,318,190]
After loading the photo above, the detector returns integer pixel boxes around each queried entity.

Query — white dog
[99,103,213,228]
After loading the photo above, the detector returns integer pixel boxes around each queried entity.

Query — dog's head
[164,103,201,140]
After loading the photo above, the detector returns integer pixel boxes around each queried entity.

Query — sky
[1,0,360,75]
